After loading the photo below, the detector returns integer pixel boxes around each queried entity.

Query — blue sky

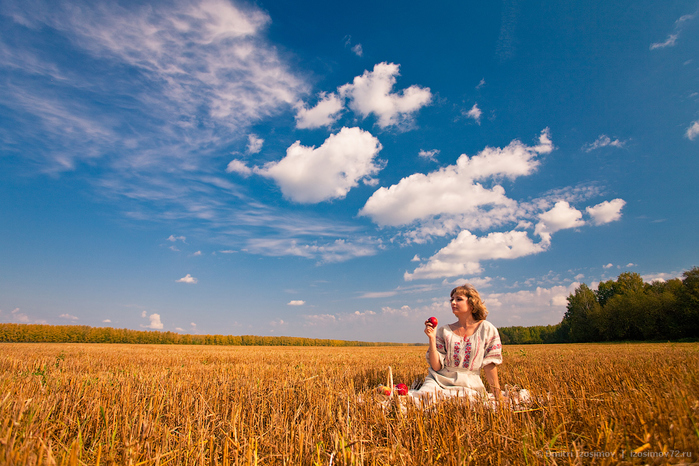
[1,0,698,343]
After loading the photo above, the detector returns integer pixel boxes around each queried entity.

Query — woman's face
[450,294,471,317]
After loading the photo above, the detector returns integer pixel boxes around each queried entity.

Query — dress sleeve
[425,326,447,368]
[481,322,503,367]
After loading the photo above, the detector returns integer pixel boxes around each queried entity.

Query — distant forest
[499,266,699,344]
[0,323,416,347]
[2,267,697,346]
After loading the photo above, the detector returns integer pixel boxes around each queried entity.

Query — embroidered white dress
[409,320,503,404]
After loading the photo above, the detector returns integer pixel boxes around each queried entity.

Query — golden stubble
[0,343,697,465]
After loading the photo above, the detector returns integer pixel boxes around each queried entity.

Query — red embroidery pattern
[462,339,472,368]
[452,338,461,367]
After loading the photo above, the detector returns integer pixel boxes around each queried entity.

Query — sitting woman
[409,283,503,405]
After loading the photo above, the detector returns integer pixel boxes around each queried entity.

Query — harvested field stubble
[0,343,698,465]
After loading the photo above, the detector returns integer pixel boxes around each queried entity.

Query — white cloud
[102,319,112,323]
[534,201,585,237]
[246,134,264,154]
[167,235,186,242]
[295,92,344,129]
[418,149,440,162]
[351,44,363,57]
[359,291,399,298]
[226,159,253,176]
[141,311,147,318]
[59,313,78,320]
[255,127,383,203]
[650,12,696,50]
[360,129,553,227]
[476,78,486,89]
[245,237,378,263]
[685,120,699,140]
[650,34,678,50]
[143,313,163,330]
[176,273,198,284]
[338,62,432,129]
[287,300,305,306]
[586,198,625,225]
[465,103,482,124]
[583,135,626,152]
[405,229,550,281]
[11,308,31,323]
[603,263,614,269]
[484,283,578,325]
[192,250,202,256]
[2,0,305,170]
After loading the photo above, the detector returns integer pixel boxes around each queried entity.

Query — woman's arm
[483,363,502,399]
[425,324,442,371]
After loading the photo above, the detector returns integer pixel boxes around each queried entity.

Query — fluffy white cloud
[247,134,264,154]
[59,313,78,320]
[685,120,699,140]
[351,44,363,57]
[535,201,585,237]
[167,235,186,242]
[256,127,382,203]
[405,230,550,281]
[583,135,626,152]
[338,62,432,128]
[295,92,344,129]
[360,129,552,227]
[287,300,305,306]
[176,274,198,284]
[465,103,482,124]
[144,313,163,329]
[586,198,625,225]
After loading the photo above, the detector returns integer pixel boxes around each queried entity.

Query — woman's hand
[424,320,437,340]
[425,320,442,371]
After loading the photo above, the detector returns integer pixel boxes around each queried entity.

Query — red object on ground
[394,383,409,395]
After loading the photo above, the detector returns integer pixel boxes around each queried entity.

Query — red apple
[427,316,438,328]
[394,383,408,395]
[377,385,391,396]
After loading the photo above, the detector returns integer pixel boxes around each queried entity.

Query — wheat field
[1,342,697,465]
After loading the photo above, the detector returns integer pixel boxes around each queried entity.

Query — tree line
[499,266,699,344]
[0,323,416,347]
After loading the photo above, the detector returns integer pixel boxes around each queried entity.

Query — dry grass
[0,342,697,465]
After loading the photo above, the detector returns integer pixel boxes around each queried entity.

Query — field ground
[1,342,698,465]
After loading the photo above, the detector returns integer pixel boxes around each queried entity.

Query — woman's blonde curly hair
[450,283,488,321]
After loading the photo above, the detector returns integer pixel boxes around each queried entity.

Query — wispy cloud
[650,11,697,50]
[582,135,627,152]
[418,149,440,162]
